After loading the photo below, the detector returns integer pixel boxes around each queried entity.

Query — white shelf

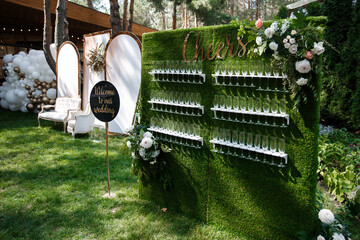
[150,71,206,84]
[148,100,204,115]
[148,127,203,148]
[211,107,289,125]
[212,73,285,79]
[210,139,288,165]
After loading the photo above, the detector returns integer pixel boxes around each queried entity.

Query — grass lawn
[0,108,244,240]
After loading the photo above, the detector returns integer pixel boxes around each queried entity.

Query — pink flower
[305,51,314,60]
[255,19,263,29]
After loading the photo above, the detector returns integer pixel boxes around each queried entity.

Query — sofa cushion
[39,112,68,121]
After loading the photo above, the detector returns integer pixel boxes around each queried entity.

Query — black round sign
[90,81,120,122]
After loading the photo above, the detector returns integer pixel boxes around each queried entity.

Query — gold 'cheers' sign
[183,31,249,62]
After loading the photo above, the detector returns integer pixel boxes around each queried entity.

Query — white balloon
[18,51,26,57]
[9,104,20,111]
[1,99,10,109]
[33,90,42,97]
[20,105,28,112]
[3,54,14,64]
[0,91,5,98]
[32,71,40,79]
[17,90,26,98]
[44,76,53,83]
[46,88,57,100]
[5,89,21,104]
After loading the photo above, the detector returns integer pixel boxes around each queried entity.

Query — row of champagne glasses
[153,60,203,74]
[152,72,204,84]
[214,60,285,77]
[212,127,285,153]
[212,142,286,167]
[150,117,201,137]
[213,95,286,114]
[150,103,203,116]
[151,90,201,106]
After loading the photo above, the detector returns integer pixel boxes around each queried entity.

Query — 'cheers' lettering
[182,31,248,62]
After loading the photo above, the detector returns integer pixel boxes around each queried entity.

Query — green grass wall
[139,20,323,239]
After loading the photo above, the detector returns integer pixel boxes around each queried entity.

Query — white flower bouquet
[126,124,171,188]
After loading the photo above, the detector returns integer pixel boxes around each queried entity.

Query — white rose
[254,48,258,53]
[332,233,345,240]
[312,42,325,55]
[131,152,136,158]
[317,235,325,240]
[140,137,153,149]
[265,28,275,38]
[287,35,291,39]
[126,141,132,148]
[291,30,297,35]
[296,77,308,86]
[289,38,296,44]
[318,209,335,224]
[143,131,153,138]
[269,42,278,51]
[283,38,288,43]
[295,59,311,73]
[289,44,298,54]
[256,36,262,46]
[150,160,157,165]
[284,43,291,49]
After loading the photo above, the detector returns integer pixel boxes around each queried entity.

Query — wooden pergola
[0,0,157,51]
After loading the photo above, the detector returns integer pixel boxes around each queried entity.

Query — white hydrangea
[280,20,290,35]
[269,42,278,51]
[270,21,279,31]
[151,150,160,158]
[265,28,275,38]
[139,147,146,158]
[332,233,345,240]
[296,77,308,86]
[256,36,262,46]
[295,59,311,73]
[318,209,335,224]
[140,137,153,149]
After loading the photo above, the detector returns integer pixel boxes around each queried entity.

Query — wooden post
[106,122,111,196]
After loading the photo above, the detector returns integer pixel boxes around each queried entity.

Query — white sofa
[67,103,95,138]
[38,97,81,132]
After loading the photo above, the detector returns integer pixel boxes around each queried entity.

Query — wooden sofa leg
[38,117,41,127]
[63,122,66,133]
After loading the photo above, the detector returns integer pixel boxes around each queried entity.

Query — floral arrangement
[87,43,105,72]
[126,124,172,189]
[314,209,351,240]
[239,10,325,108]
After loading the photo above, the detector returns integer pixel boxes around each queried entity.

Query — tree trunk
[162,11,166,30]
[55,0,67,56]
[172,1,177,30]
[255,0,260,20]
[43,0,56,74]
[122,0,128,31]
[181,2,185,28]
[128,0,134,32]
[109,0,122,34]
[195,12,198,28]
[87,0,94,9]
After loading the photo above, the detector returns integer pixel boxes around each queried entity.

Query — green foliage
[275,5,288,20]
[306,2,324,17]
[318,128,360,202]
[320,0,360,129]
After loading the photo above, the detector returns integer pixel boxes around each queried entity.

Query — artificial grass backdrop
[139,22,321,239]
